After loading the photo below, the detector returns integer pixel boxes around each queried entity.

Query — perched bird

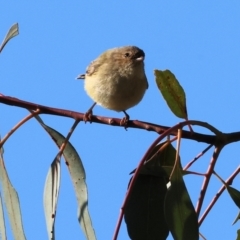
[77,46,148,125]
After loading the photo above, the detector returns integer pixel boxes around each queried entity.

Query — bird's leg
[84,102,97,122]
[120,110,130,126]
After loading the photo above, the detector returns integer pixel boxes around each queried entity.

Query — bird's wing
[86,60,101,76]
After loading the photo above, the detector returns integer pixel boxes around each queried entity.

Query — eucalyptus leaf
[0,23,19,53]
[0,148,26,240]
[237,229,240,240]
[232,211,240,225]
[43,155,61,240]
[125,175,169,240]
[227,186,240,209]
[164,159,199,240]
[0,194,6,240]
[155,69,187,119]
[124,141,183,240]
[33,116,96,240]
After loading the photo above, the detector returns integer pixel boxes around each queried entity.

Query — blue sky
[0,1,240,239]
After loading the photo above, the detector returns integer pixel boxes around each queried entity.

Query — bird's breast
[84,72,147,111]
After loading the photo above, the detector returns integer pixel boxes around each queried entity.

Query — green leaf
[0,148,26,240]
[164,159,199,240]
[33,116,96,240]
[43,155,61,240]
[227,186,240,209]
[155,69,187,119]
[0,23,19,53]
[124,175,169,240]
[232,211,240,225]
[125,142,183,240]
[0,194,6,240]
[237,229,240,240]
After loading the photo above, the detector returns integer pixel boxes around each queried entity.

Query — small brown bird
[77,46,148,125]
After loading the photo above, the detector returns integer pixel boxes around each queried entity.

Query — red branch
[0,94,224,144]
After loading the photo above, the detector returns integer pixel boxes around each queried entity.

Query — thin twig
[183,120,222,136]
[198,166,240,226]
[199,232,207,240]
[0,109,41,147]
[195,145,224,216]
[184,171,206,177]
[58,120,80,157]
[31,112,80,160]
[183,144,214,171]
[169,129,182,180]
[144,136,177,164]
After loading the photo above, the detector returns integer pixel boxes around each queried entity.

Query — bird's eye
[124,52,130,58]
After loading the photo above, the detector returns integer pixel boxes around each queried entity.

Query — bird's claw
[120,110,130,129]
[120,116,129,127]
[84,102,96,123]
[83,110,93,123]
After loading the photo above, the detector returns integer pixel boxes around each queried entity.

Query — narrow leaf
[0,194,7,240]
[0,149,26,240]
[165,159,199,240]
[43,155,61,240]
[237,229,240,240]
[155,69,187,119]
[227,186,240,209]
[232,211,240,225]
[33,117,96,240]
[0,23,19,53]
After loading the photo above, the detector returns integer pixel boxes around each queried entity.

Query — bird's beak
[76,74,85,80]
[135,56,144,61]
